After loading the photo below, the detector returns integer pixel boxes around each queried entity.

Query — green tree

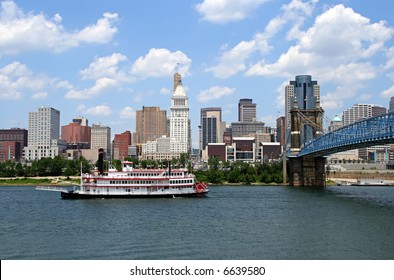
[77,156,91,174]
[179,153,188,168]
[226,169,241,183]
[49,156,65,176]
[207,169,223,184]
[208,156,220,170]
[15,162,25,177]
[112,159,122,171]
[63,166,75,177]
[0,161,16,177]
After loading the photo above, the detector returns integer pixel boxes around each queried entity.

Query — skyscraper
[238,98,256,122]
[389,96,394,113]
[199,107,225,152]
[0,128,28,161]
[170,73,190,153]
[276,116,286,147]
[342,104,387,162]
[285,75,320,145]
[61,116,91,145]
[285,75,320,129]
[113,130,131,160]
[140,73,191,160]
[343,104,386,125]
[91,124,111,159]
[24,106,61,160]
[135,106,167,144]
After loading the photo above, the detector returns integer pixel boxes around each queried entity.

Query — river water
[0,185,393,260]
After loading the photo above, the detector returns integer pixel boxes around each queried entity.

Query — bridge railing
[298,112,394,157]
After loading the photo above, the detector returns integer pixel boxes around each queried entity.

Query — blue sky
[1,0,394,148]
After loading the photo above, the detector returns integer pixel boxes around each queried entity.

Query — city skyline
[1,0,394,149]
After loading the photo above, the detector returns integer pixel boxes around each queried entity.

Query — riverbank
[1,171,393,186]
[328,170,394,186]
[0,176,79,186]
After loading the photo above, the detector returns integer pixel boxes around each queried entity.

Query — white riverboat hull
[60,188,208,199]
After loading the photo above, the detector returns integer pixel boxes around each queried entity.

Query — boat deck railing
[36,186,76,192]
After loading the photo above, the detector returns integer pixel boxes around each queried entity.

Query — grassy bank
[0,177,80,186]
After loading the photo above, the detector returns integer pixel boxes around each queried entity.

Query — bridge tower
[288,97,326,187]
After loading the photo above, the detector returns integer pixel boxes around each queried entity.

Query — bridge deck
[297,112,394,157]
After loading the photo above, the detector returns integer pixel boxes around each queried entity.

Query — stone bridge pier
[288,156,326,187]
[287,98,326,187]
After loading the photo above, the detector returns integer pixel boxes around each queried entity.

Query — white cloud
[65,77,118,99]
[298,5,392,60]
[320,97,343,111]
[247,4,393,79]
[207,0,317,78]
[197,86,235,103]
[65,53,131,99]
[55,80,73,90]
[74,12,118,44]
[119,106,135,119]
[131,48,191,79]
[358,93,373,101]
[31,92,48,99]
[386,72,394,81]
[0,61,64,100]
[206,40,255,79]
[160,87,171,95]
[259,115,275,126]
[76,104,87,112]
[0,86,20,100]
[0,1,118,55]
[380,86,394,98]
[245,4,393,109]
[84,105,112,116]
[66,49,191,100]
[275,81,288,110]
[196,0,269,24]
[384,46,394,71]
[80,53,128,81]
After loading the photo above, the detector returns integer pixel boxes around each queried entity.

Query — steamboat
[37,149,208,199]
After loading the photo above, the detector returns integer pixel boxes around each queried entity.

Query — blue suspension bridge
[286,107,394,187]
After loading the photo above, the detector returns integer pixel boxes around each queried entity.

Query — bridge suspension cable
[298,112,394,157]
[295,108,392,138]
[293,109,324,131]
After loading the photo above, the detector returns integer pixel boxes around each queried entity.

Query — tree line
[193,156,283,185]
[0,154,189,178]
[0,156,90,177]
[0,154,284,185]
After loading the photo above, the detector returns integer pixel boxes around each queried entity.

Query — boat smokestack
[98,148,104,175]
